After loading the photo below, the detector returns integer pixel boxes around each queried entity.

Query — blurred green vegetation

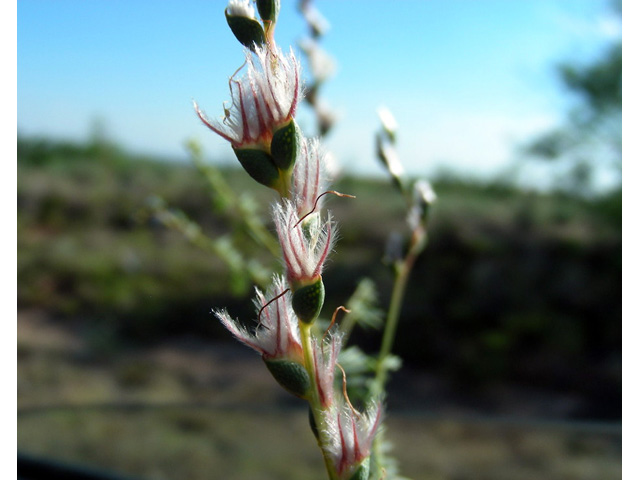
[17,134,621,418]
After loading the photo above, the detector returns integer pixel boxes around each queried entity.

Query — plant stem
[368,231,427,477]
[370,252,415,398]
[371,226,427,397]
[299,323,340,480]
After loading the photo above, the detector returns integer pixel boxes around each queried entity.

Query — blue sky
[17,0,621,185]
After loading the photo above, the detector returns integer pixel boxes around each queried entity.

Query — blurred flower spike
[407,179,437,231]
[376,106,405,191]
[324,400,384,480]
[194,44,302,194]
[298,0,330,38]
[377,106,398,142]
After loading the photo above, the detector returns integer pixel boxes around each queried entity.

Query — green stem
[369,251,415,398]
[368,232,427,477]
[371,223,428,397]
[299,323,340,480]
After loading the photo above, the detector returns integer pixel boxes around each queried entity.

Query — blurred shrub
[17,137,621,412]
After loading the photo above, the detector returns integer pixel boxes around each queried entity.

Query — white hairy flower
[323,399,383,478]
[312,332,342,408]
[291,137,330,217]
[215,275,303,361]
[195,44,302,148]
[273,199,335,286]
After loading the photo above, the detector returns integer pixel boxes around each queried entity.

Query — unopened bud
[264,358,311,398]
[225,5,266,50]
[256,0,280,24]
[292,278,325,324]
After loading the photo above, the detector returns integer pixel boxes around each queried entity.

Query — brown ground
[17,310,621,480]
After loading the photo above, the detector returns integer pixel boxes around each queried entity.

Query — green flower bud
[225,11,266,50]
[270,119,300,171]
[263,358,311,398]
[256,0,280,24]
[292,278,325,324]
[232,147,280,189]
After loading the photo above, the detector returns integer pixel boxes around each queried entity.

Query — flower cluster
[216,275,302,362]
[273,199,335,287]
[194,45,300,150]
[196,1,382,478]
[324,400,383,479]
[291,137,330,216]
[195,42,302,195]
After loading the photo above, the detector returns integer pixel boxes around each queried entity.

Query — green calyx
[308,406,319,439]
[292,278,325,324]
[271,119,300,171]
[347,458,370,480]
[256,0,280,24]
[232,146,293,196]
[232,147,280,189]
[225,11,266,50]
[263,358,310,398]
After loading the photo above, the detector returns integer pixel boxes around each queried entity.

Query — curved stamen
[257,288,290,328]
[230,58,248,81]
[294,190,355,228]
[337,363,359,418]
[322,306,350,346]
